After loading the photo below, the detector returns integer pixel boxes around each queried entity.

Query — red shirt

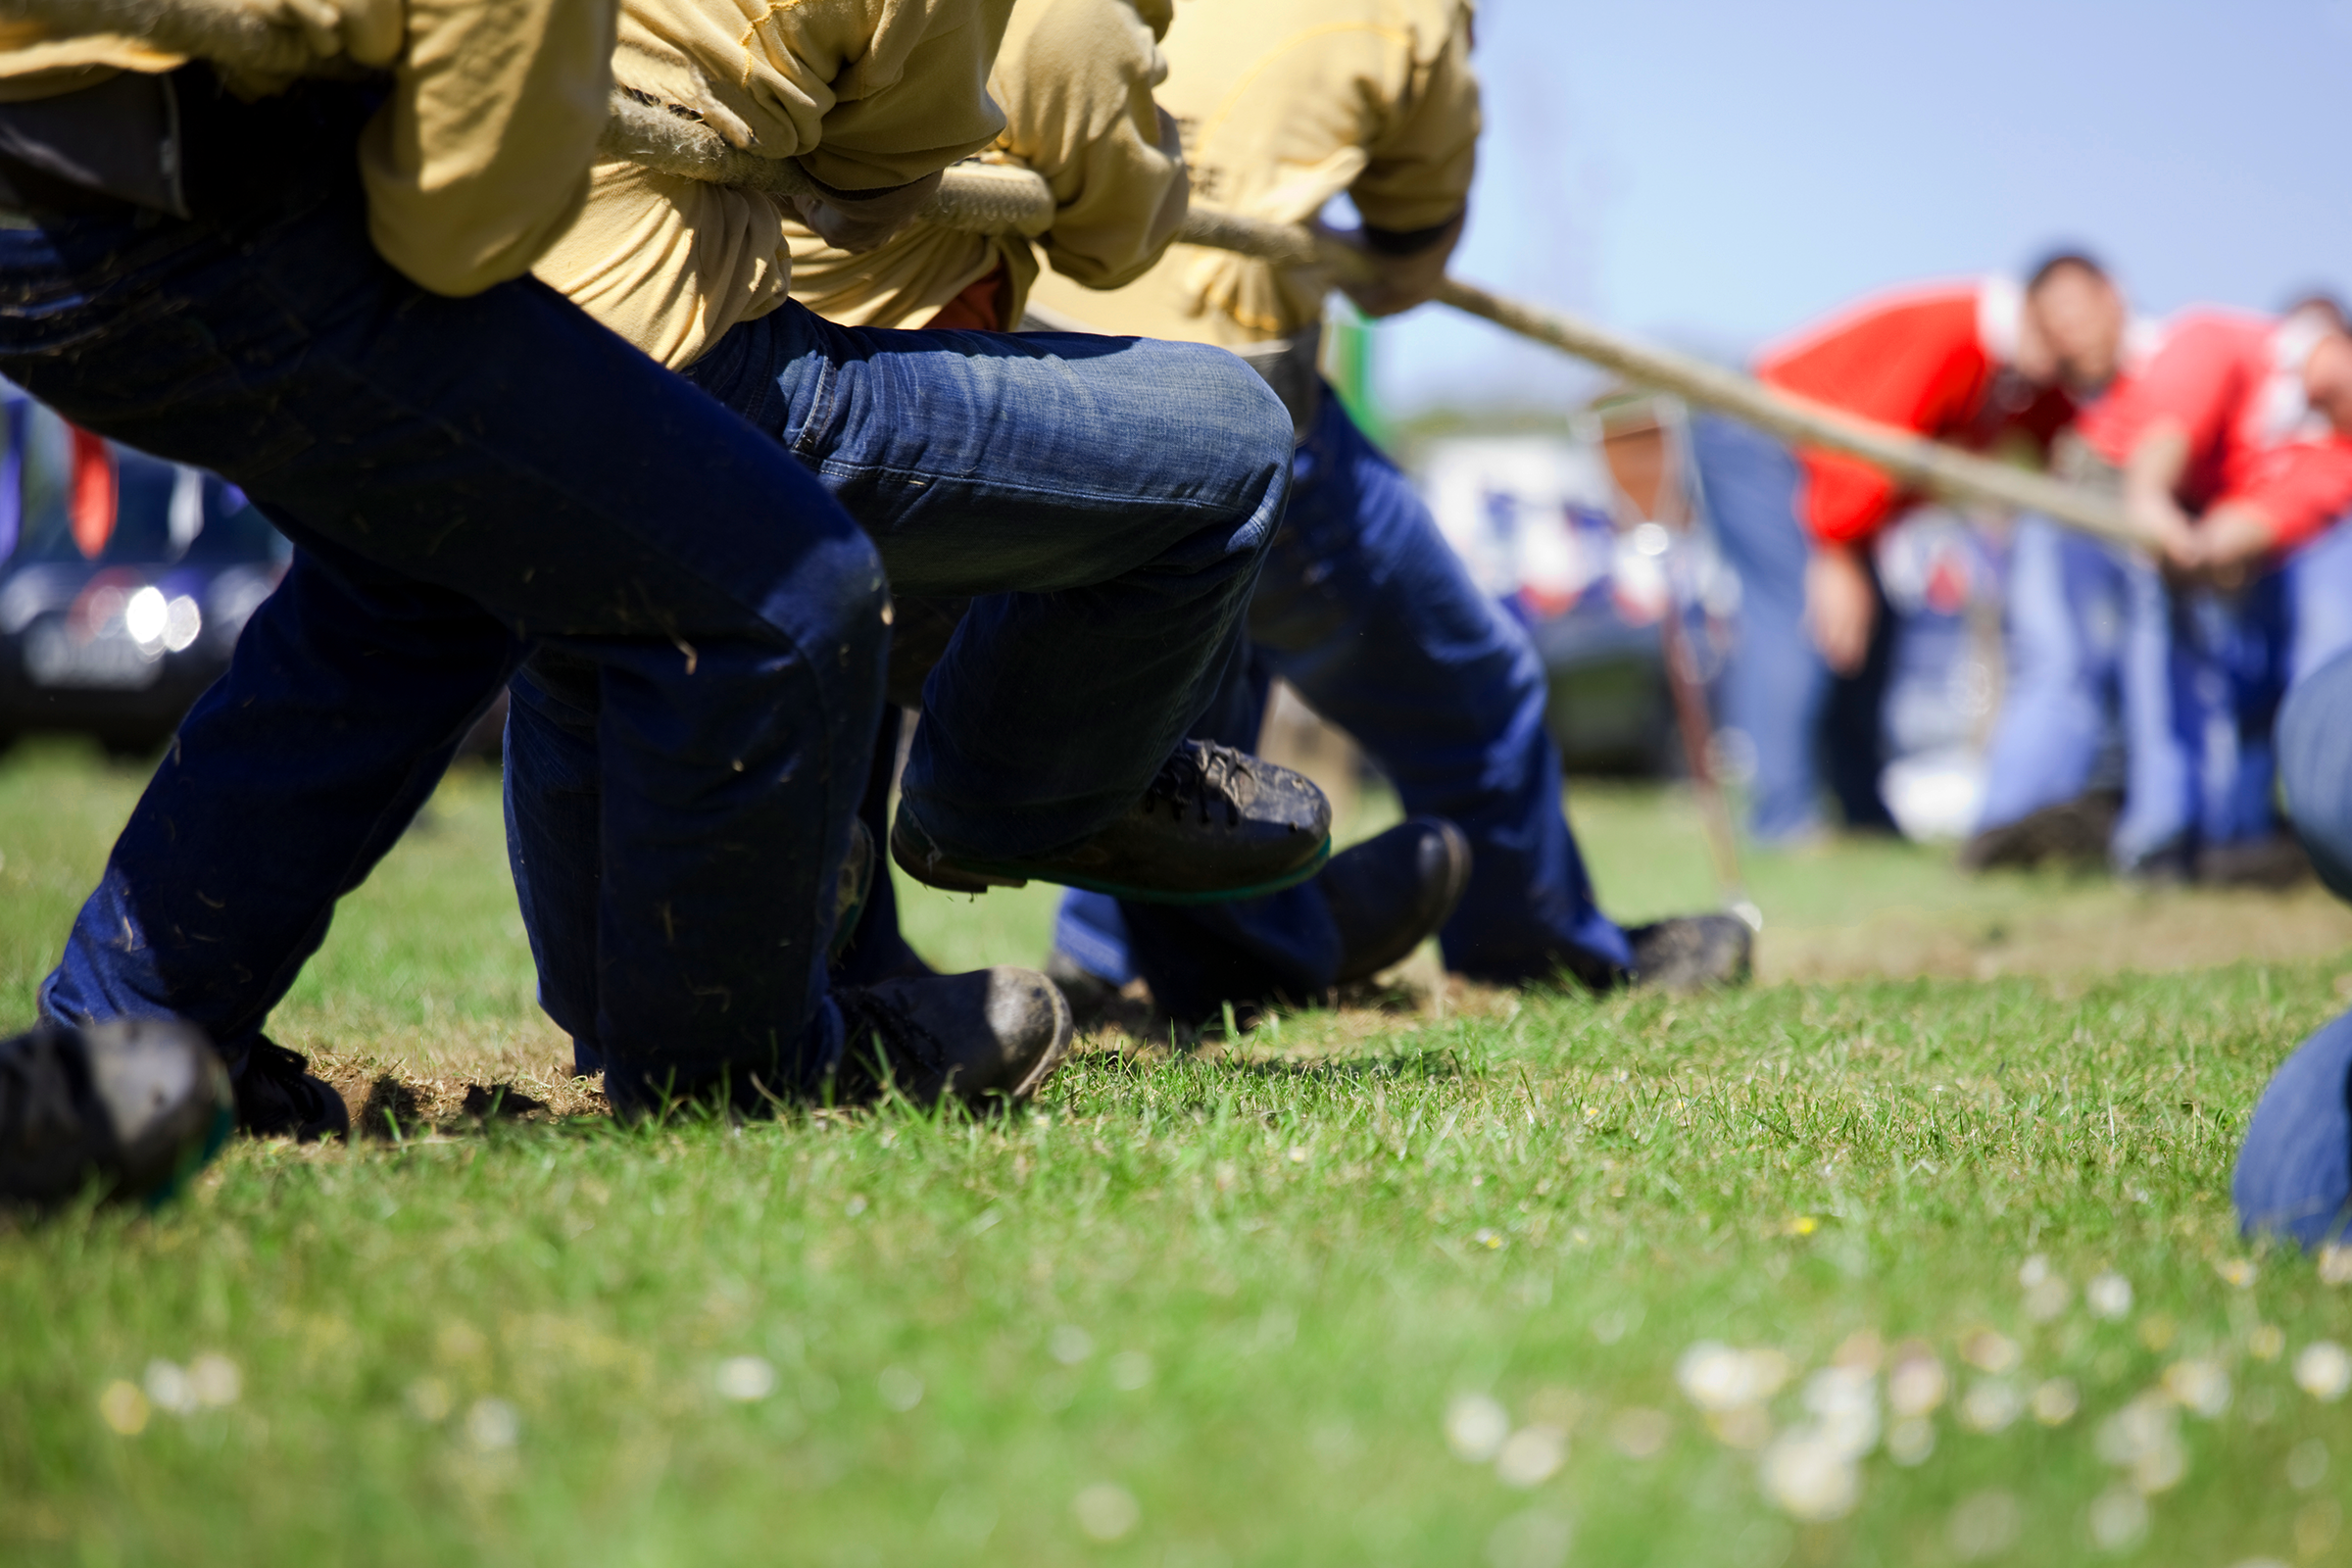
[1755,279,2077,547]
[2076,309,2352,553]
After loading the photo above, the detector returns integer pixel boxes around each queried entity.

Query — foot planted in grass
[1626,914,1755,994]
[233,1039,352,1143]
[1958,791,2119,873]
[892,740,1331,905]
[1327,817,1473,986]
[832,967,1073,1109]
[1042,817,1471,1028]
[0,1017,233,1212]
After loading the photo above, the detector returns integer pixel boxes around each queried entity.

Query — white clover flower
[2085,1271,2133,1320]
[1446,1394,1510,1461]
[1108,1349,1153,1391]
[2086,1485,2149,1551]
[2294,1341,2352,1402]
[1800,1366,1880,1460]
[2031,1378,2081,1426]
[2162,1358,2230,1419]
[2096,1394,2185,1494]
[1958,1329,2021,1375]
[143,1359,197,1416]
[186,1354,240,1408]
[1494,1425,1568,1488]
[1757,1432,1860,1522]
[1886,1344,1948,1418]
[1071,1483,1139,1543]
[1886,1416,1936,1467]
[1957,1379,2023,1434]
[465,1397,519,1452]
[1676,1343,1792,1413]
[713,1355,775,1402]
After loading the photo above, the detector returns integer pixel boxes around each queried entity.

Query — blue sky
[1373,0,2352,414]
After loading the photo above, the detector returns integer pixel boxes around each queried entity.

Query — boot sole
[1001,984,1075,1103]
[893,833,1333,906]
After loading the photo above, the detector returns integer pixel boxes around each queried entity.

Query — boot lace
[1142,741,1255,828]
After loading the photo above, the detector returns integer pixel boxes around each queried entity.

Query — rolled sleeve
[360,0,618,297]
[999,0,1189,292]
[1347,1,1477,236]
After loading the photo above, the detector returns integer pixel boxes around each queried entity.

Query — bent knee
[2233,1015,2352,1249]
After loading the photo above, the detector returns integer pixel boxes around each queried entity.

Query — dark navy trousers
[0,78,886,1108]
[1053,387,1630,1019]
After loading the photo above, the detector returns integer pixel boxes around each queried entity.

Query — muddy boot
[832,968,1074,1109]
[894,740,1331,904]
[0,1018,233,1210]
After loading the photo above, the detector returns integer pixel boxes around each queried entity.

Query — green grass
[2,741,2350,1567]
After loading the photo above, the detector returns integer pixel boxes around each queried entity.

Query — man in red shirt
[1690,258,2117,843]
[1974,306,2352,876]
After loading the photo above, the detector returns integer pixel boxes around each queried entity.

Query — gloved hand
[1319,210,1465,319]
[791,171,944,255]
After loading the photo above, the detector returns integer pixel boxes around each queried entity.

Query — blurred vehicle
[0,390,288,754]
[1415,412,1732,775]
[1417,399,2015,833]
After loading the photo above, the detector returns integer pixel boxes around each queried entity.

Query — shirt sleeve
[2224,440,2352,554]
[1347,0,1478,236]
[994,0,1188,293]
[2113,317,2252,466]
[784,0,1012,192]
[360,0,619,297]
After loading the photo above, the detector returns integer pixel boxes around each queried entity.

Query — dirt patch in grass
[1762,882,2352,985]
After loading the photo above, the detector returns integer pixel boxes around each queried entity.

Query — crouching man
[512,0,1334,1073]
[1028,0,1751,1024]
[0,0,1053,1210]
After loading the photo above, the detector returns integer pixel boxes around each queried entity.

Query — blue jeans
[506,302,1293,1065]
[1051,388,1630,1016]
[1,76,886,1108]
[1982,517,2352,863]
[1689,415,1893,842]
[1976,519,2190,866]
[2232,645,2352,1247]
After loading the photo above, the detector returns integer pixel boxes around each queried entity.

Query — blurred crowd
[1690,262,2352,888]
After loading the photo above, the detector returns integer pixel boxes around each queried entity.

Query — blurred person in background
[1970,301,2352,881]
[1690,260,2100,848]
[1028,0,1754,1026]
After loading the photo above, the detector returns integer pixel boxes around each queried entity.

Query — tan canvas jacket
[1027,0,1477,346]
[0,0,616,298]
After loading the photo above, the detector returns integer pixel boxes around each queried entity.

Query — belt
[0,65,379,224]
[0,70,186,219]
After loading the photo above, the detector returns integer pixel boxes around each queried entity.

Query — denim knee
[2234,1011,2352,1249]
[2282,647,2352,903]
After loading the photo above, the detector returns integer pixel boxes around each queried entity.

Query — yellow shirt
[1027,0,1477,346]
[784,0,1187,332]
[531,0,1015,368]
[0,0,616,299]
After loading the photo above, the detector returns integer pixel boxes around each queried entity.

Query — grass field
[3,738,2350,1567]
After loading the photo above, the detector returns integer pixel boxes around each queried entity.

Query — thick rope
[0,0,2134,543]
